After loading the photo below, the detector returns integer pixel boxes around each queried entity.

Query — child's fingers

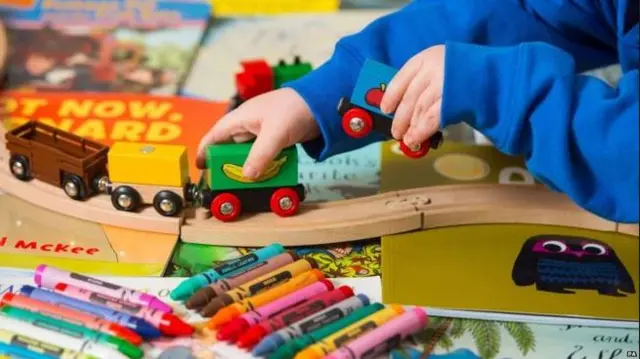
[380,55,422,114]
[409,86,439,132]
[242,125,288,179]
[403,99,441,148]
[195,111,244,169]
[390,69,430,139]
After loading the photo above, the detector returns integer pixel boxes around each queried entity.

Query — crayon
[0,341,53,359]
[0,305,143,359]
[324,308,428,359]
[267,302,382,359]
[207,269,324,329]
[19,286,161,340]
[34,265,172,313]
[253,294,369,357]
[200,257,318,317]
[186,251,298,310]
[238,286,353,350]
[0,292,142,345]
[52,283,193,337]
[294,304,405,359]
[217,280,334,342]
[0,316,127,359]
[172,243,285,301]
[0,329,88,359]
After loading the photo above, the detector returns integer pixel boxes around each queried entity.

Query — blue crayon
[0,341,54,359]
[19,286,161,340]
[170,243,285,301]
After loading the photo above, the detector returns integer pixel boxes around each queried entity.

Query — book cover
[1,0,211,95]
[1,90,227,180]
[390,316,639,359]
[380,140,538,192]
[381,224,639,327]
[0,193,176,276]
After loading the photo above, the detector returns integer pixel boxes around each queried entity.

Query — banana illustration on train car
[5,121,305,222]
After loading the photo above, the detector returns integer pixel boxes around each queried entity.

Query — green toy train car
[200,143,306,221]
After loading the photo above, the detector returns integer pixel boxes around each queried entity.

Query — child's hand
[380,45,445,149]
[196,88,320,179]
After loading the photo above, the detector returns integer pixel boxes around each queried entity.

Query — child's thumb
[243,128,286,179]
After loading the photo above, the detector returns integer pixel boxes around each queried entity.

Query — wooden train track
[1,122,637,245]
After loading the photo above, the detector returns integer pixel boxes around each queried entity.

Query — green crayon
[267,303,384,359]
[0,305,143,359]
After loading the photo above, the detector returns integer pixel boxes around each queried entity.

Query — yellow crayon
[207,269,325,329]
[0,328,93,359]
[294,304,405,359]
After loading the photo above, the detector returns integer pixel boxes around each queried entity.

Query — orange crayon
[207,269,325,329]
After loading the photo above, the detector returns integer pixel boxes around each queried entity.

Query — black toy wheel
[111,186,141,212]
[9,155,31,181]
[91,173,109,193]
[62,173,87,200]
[153,190,183,217]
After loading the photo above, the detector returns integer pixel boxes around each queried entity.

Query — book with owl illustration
[381,224,639,327]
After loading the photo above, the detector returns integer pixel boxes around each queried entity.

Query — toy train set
[5,120,305,222]
[1,49,637,245]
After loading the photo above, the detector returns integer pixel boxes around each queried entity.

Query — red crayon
[0,292,142,345]
[53,283,193,337]
[236,286,354,350]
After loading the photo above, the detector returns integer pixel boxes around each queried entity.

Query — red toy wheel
[341,108,373,138]
[270,188,300,217]
[400,140,430,159]
[210,193,242,222]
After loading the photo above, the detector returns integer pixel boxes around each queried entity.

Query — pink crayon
[323,307,428,359]
[217,280,334,343]
[35,265,173,313]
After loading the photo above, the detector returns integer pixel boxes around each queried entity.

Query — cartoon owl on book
[512,235,636,296]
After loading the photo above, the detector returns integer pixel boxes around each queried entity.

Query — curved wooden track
[1,124,637,245]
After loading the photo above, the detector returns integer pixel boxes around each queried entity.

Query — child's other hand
[380,45,444,149]
[196,88,320,179]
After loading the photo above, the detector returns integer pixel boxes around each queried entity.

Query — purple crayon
[34,265,172,313]
[323,307,428,359]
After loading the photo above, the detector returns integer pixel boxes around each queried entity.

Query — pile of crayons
[171,243,429,359]
[0,265,193,359]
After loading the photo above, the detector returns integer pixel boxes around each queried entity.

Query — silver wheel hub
[64,181,78,196]
[279,197,293,210]
[159,199,175,213]
[349,117,364,132]
[220,202,234,215]
[96,176,109,192]
[12,162,24,175]
[118,194,132,208]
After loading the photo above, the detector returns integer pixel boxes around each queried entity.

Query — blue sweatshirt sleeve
[441,41,638,223]
[284,0,619,162]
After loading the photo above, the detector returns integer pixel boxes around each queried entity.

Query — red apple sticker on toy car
[365,83,386,109]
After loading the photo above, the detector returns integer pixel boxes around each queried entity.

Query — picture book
[0,0,211,95]
[1,90,227,180]
[0,192,177,277]
[381,224,639,328]
[380,140,539,192]
[182,10,389,101]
